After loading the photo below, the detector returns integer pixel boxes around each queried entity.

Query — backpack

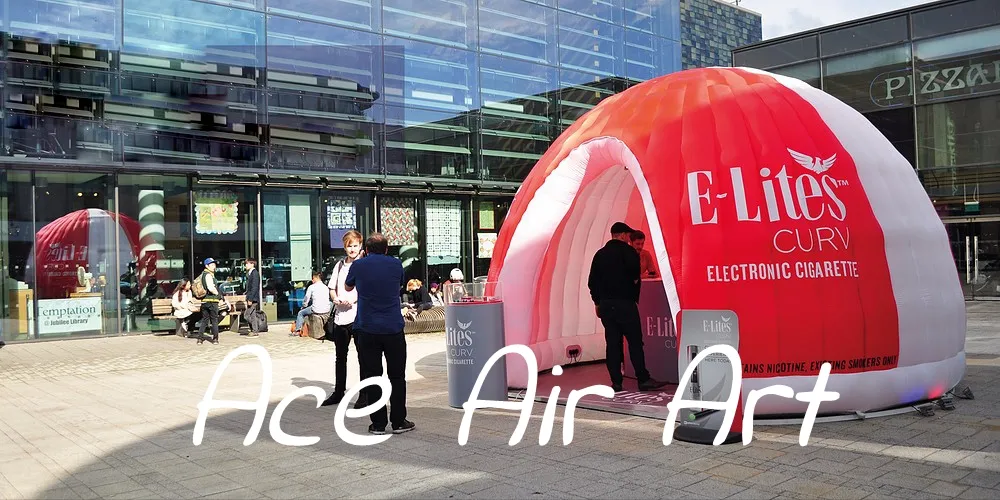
[191,272,208,299]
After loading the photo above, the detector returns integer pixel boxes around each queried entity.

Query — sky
[736,0,938,39]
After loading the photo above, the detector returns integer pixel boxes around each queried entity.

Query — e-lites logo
[687,148,848,225]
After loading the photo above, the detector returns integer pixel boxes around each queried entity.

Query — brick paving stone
[958,470,1000,489]
[925,481,971,498]
[682,478,746,498]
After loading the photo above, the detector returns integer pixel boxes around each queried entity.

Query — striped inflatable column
[137,190,166,298]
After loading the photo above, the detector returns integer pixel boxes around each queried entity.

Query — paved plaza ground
[1,303,999,499]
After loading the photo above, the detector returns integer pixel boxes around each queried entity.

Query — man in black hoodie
[588,221,668,393]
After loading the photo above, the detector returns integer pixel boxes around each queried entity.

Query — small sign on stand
[674,309,742,445]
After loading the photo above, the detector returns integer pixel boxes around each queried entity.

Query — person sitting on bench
[292,272,332,335]
[401,279,433,321]
[171,278,201,336]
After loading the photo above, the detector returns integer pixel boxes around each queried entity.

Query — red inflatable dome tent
[486,67,967,416]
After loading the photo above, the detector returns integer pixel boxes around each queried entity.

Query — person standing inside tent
[630,230,659,279]
[587,222,668,393]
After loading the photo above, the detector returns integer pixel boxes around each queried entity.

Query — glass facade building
[0,0,684,342]
[732,0,1000,300]
[680,0,761,69]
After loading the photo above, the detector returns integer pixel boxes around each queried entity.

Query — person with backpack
[321,230,366,407]
[193,258,222,345]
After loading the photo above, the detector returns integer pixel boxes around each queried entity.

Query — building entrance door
[947,220,1000,300]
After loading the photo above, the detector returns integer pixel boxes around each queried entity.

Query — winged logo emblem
[458,320,472,330]
[721,315,731,323]
[787,148,836,174]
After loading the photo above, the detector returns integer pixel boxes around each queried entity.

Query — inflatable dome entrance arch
[486,67,967,416]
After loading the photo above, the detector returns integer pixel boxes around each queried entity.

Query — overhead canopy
[487,67,966,416]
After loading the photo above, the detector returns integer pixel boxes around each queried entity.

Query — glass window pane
[624,0,680,41]
[912,0,1000,40]
[472,197,512,277]
[115,174,191,334]
[478,0,557,64]
[259,188,324,322]
[479,54,556,122]
[382,0,475,49]
[266,17,383,174]
[557,68,622,128]
[8,0,118,49]
[426,198,470,284]
[0,171,35,343]
[197,0,264,10]
[192,185,259,301]
[32,172,118,338]
[865,107,916,167]
[624,31,680,82]
[321,192,374,270]
[823,44,912,112]
[267,0,381,32]
[384,106,474,179]
[118,0,265,168]
[558,11,625,77]
[769,61,820,88]
[559,0,622,25]
[819,16,908,57]
[378,195,422,282]
[917,95,1000,170]
[912,25,1000,104]
[383,36,478,113]
[732,35,817,68]
[480,116,553,182]
[123,0,265,69]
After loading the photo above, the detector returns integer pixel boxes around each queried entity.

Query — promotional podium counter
[624,278,679,384]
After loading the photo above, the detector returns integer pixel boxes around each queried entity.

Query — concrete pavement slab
[1,303,1000,498]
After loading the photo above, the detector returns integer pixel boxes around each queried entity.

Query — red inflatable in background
[29,209,157,300]
[487,67,967,416]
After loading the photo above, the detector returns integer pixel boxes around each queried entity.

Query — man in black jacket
[588,222,668,393]
[244,258,262,336]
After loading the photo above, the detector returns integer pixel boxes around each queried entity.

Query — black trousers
[198,301,220,341]
[598,299,650,386]
[331,322,362,396]
[356,331,407,427]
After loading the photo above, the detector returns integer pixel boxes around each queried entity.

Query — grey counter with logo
[625,279,679,384]
[444,282,508,408]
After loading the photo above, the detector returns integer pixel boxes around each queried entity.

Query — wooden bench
[403,306,446,334]
[149,295,248,335]
[150,298,181,335]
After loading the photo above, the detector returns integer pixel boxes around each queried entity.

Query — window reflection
[266,17,382,173]
[268,0,381,32]
[557,69,623,128]
[383,36,477,113]
[382,0,475,49]
[824,44,912,112]
[624,31,679,82]
[385,106,474,179]
[479,54,557,121]
[558,11,624,77]
[918,95,1000,170]
[117,0,265,166]
[624,0,679,40]
[480,116,552,182]
[9,0,118,49]
[769,61,821,88]
[123,0,264,68]
[559,0,622,25]
[478,0,556,64]
[912,25,1000,104]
